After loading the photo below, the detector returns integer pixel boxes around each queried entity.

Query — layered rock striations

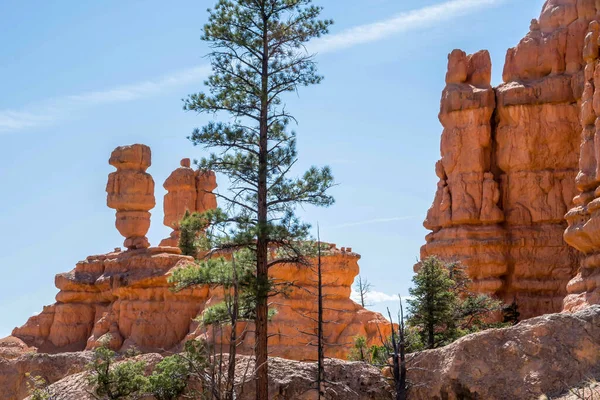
[422,0,596,318]
[10,246,389,361]
[6,144,391,367]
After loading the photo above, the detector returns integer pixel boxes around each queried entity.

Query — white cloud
[0,110,57,131]
[332,216,417,229]
[0,65,210,133]
[67,66,210,105]
[310,0,506,54]
[1,0,505,133]
[351,288,412,305]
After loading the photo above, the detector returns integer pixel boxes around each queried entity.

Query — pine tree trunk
[255,239,269,400]
[226,256,239,400]
[428,321,434,349]
[255,5,270,399]
[317,233,325,399]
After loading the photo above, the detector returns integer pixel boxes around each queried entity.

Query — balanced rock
[106,144,156,250]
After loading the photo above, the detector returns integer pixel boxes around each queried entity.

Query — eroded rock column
[564,19,600,311]
[421,49,509,296]
[160,159,217,247]
[106,144,155,250]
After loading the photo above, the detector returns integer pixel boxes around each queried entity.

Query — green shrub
[146,355,189,400]
[86,346,148,400]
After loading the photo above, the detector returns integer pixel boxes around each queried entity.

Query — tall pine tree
[184,1,334,398]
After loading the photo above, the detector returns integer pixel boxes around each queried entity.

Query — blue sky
[0,0,545,336]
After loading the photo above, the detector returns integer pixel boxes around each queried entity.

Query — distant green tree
[184,0,334,396]
[86,345,148,400]
[407,257,456,349]
[348,335,401,366]
[408,257,504,349]
[348,336,369,362]
[448,262,503,335]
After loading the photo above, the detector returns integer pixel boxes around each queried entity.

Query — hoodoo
[106,144,156,250]
[160,158,218,247]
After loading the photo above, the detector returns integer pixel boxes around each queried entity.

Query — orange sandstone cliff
[422,0,599,319]
[6,144,391,363]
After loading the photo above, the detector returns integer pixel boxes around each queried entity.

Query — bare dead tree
[355,275,373,308]
[387,296,408,400]
[291,226,350,399]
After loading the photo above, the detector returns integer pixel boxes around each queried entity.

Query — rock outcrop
[5,145,391,372]
[17,354,393,400]
[422,0,596,318]
[0,345,92,400]
[160,158,218,247]
[406,305,600,400]
[422,49,508,298]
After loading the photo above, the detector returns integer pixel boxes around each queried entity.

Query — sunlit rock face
[422,0,600,319]
[7,144,391,364]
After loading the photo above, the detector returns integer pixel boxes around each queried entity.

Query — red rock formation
[6,144,390,365]
[422,0,594,318]
[189,245,391,361]
[160,159,218,247]
[106,144,156,250]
